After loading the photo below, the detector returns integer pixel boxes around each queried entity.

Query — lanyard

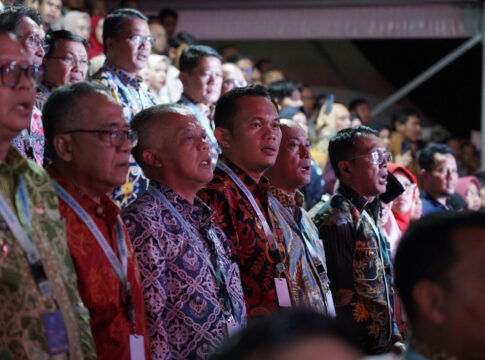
[148,186,235,316]
[53,181,136,326]
[116,78,142,116]
[0,177,54,298]
[216,161,287,276]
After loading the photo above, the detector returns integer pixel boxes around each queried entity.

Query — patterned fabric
[122,182,246,360]
[198,156,288,318]
[268,185,334,315]
[48,167,151,360]
[0,146,96,360]
[92,61,157,208]
[11,106,44,166]
[178,95,220,169]
[34,84,50,111]
[311,183,401,354]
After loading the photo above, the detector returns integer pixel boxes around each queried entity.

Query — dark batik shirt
[122,182,246,360]
[311,183,401,354]
[198,156,286,318]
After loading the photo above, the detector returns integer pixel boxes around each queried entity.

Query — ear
[178,71,188,87]
[105,37,114,54]
[53,134,74,162]
[142,149,163,168]
[214,127,230,150]
[412,280,446,325]
[420,169,428,182]
[337,160,352,179]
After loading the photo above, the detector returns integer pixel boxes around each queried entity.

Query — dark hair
[368,122,391,134]
[348,98,368,112]
[418,144,455,172]
[214,85,277,132]
[119,0,138,8]
[391,108,420,131]
[42,81,112,157]
[45,30,89,57]
[394,211,485,323]
[0,6,42,35]
[209,308,361,360]
[130,103,194,168]
[167,31,198,49]
[179,44,221,74]
[103,8,148,52]
[159,8,178,22]
[267,80,302,103]
[328,126,378,178]
[226,53,252,64]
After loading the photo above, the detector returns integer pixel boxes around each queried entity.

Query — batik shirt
[198,156,288,318]
[311,183,401,354]
[48,167,151,360]
[34,84,50,111]
[11,106,44,166]
[268,185,334,316]
[178,95,220,168]
[122,182,246,360]
[92,61,157,208]
[0,146,96,360]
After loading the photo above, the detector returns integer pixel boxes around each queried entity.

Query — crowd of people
[0,1,484,360]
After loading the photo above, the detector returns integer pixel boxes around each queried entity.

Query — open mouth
[261,146,277,156]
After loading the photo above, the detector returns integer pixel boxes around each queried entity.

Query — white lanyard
[53,181,135,325]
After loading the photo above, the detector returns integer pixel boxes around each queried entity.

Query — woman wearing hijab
[88,15,104,59]
[456,176,481,211]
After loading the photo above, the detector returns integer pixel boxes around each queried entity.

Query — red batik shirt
[48,168,150,360]
[198,156,286,318]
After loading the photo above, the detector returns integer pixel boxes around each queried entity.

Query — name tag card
[274,278,292,307]
[129,334,145,360]
[41,310,69,356]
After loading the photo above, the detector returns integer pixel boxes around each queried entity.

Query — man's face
[18,17,45,65]
[355,102,371,125]
[270,124,312,192]
[63,94,131,192]
[221,64,245,95]
[107,18,151,75]
[422,153,458,198]
[0,35,36,143]
[180,56,222,106]
[161,16,177,39]
[398,114,422,142]
[236,58,253,82]
[345,134,389,199]
[219,96,281,179]
[44,39,88,87]
[39,0,62,26]
[441,229,485,359]
[153,114,213,190]
[149,22,166,54]
[281,88,303,109]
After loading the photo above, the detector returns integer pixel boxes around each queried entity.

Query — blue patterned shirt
[122,182,246,360]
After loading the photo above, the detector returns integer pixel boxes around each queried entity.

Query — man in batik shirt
[123,104,246,359]
[198,86,292,318]
[178,45,223,168]
[0,7,47,165]
[0,32,95,360]
[311,126,403,354]
[43,81,150,359]
[92,8,157,207]
[265,119,335,317]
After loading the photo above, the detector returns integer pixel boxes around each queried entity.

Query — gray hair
[131,103,195,168]
[43,81,114,157]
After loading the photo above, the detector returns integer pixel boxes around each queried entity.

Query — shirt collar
[219,155,270,193]
[337,182,380,216]
[268,183,304,212]
[104,61,142,89]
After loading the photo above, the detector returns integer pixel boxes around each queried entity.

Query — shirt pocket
[354,246,379,281]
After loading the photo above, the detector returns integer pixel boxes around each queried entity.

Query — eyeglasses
[18,34,50,53]
[62,128,138,147]
[126,34,154,47]
[350,150,392,165]
[223,79,248,88]
[49,55,89,69]
[403,183,417,193]
[0,62,43,88]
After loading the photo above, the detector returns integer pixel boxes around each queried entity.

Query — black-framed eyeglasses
[126,34,154,47]
[49,55,89,69]
[62,128,138,147]
[0,62,43,88]
[18,34,50,53]
[350,150,392,165]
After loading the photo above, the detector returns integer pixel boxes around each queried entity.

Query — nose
[118,133,133,152]
[300,144,310,159]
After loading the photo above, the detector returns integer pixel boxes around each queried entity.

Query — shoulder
[312,194,354,228]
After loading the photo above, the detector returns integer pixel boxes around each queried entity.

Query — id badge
[41,310,69,356]
[274,278,292,307]
[226,315,240,337]
[129,334,146,360]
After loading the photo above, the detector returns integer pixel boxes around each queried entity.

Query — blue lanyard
[216,161,287,276]
[148,185,235,315]
[53,181,135,325]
